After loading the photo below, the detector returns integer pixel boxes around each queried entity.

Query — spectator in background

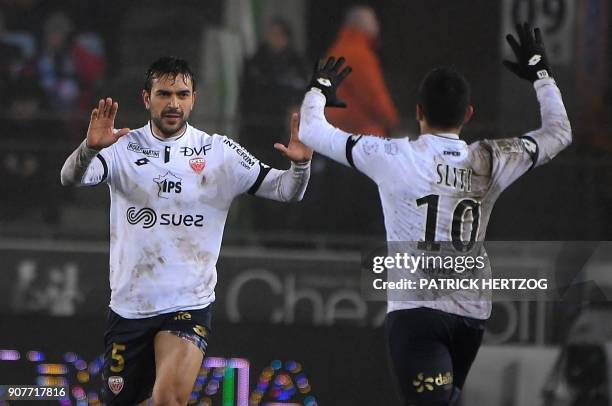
[37,11,106,112]
[326,5,399,137]
[239,17,308,232]
[0,10,36,111]
[0,79,64,225]
[240,17,307,169]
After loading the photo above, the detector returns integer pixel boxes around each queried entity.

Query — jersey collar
[147,121,190,143]
[424,132,460,140]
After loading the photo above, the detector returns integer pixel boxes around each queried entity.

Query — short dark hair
[418,67,470,129]
[144,56,196,93]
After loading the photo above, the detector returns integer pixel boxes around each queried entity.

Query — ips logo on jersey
[154,171,182,198]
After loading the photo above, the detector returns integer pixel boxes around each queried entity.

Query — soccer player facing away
[299,25,571,405]
[60,57,312,406]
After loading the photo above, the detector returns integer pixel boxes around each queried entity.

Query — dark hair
[268,17,293,42]
[144,56,196,92]
[418,67,471,129]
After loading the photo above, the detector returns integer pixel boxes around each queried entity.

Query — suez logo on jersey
[126,207,204,228]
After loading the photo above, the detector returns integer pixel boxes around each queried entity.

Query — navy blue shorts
[101,306,212,406]
[385,307,485,406]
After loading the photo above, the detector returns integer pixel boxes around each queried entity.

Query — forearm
[255,161,311,202]
[60,140,105,186]
[524,78,572,167]
[299,89,353,167]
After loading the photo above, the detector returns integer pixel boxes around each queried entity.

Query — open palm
[87,98,130,150]
[274,113,313,163]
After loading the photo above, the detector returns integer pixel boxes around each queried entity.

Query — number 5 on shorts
[110,343,126,373]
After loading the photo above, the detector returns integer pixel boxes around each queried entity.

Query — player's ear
[416,104,424,121]
[142,90,151,110]
[463,105,474,124]
[191,90,196,107]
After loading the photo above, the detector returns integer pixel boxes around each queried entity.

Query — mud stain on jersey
[118,180,153,207]
[195,161,232,210]
[135,294,155,313]
[133,244,161,279]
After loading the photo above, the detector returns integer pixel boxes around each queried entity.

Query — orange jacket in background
[326,27,399,137]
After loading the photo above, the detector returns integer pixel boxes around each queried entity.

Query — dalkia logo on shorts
[108,376,124,394]
[412,372,453,393]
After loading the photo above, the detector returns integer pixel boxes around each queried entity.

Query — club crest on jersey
[189,157,206,173]
[108,376,124,394]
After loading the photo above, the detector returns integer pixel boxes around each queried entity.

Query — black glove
[503,23,553,83]
[308,56,352,108]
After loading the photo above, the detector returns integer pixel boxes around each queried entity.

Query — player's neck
[150,122,188,141]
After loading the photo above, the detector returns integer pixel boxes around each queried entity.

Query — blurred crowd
[239,6,395,234]
[0,3,394,234]
[0,7,107,225]
[1,2,608,240]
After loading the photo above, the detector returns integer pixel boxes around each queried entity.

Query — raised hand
[503,23,553,83]
[274,113,313,163]
[86,98,130,150]
[307,56,352,108]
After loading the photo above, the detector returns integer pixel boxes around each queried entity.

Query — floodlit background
[0,0,611,405]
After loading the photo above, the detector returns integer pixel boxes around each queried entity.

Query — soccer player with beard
[298,24,571,405]
[60,56,312,405]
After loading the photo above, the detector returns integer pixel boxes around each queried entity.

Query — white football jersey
[300,78,571,319]
[81,123,270,318]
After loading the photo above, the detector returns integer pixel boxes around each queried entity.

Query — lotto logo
[528,54,542,66]
[316,78,332,87]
